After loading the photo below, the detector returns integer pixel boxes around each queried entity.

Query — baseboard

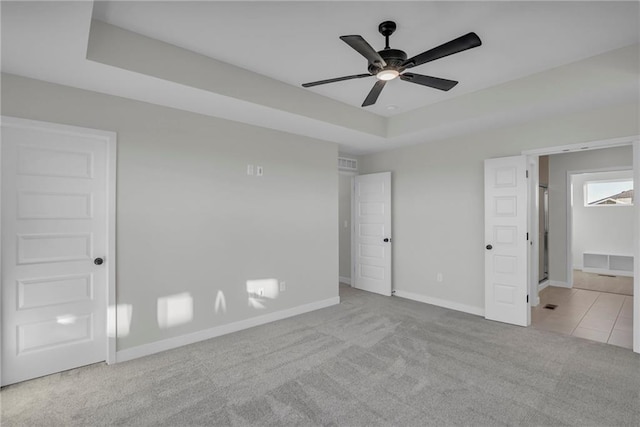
[116,296,340,363]
[549,280,572,288]
[339,276,351,285]
[393,290,484,317]
[538,279,550,292]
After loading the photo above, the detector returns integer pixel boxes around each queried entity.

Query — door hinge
[526,232,529,241]
[527,295,529,303]
[526,170,529,178]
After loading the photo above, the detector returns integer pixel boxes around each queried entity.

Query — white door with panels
[353,172,392,296]
[1,118,112,385]
[484,156,529,326]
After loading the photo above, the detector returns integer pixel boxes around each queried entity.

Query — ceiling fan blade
[362,80,386,107]
[302,74,372,88]
[340,35,387,67]
[402,32,481,69]
[400,73,459,91]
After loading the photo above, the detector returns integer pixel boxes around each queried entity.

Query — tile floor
[532,286,633,349]
[572,269,633,296]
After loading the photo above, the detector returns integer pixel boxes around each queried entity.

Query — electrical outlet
[247,164,254,175]
[256,166,263,176]
[436,273,443,283]
[279,281,286,292]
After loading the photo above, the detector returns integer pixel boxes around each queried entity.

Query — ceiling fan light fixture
[376,69,399,81]
[301,21,481,107]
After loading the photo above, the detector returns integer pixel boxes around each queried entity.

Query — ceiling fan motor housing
[368,49,407,75]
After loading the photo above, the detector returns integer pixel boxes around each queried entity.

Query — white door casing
[1,117,116,386]
[352,172,392,296]
[484,156,529,326]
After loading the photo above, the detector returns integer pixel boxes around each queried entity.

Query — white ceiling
[92,1,639,117]
[1,1,639,154]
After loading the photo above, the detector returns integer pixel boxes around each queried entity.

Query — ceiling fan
[302,21,481,107]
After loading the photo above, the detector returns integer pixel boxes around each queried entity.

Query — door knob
[485,245,493,250]
[383,238,390,242]
[94,257,104,265]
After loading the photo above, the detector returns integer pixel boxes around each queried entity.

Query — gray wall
[360,104,638,312]
[338,173,353,281]
[1,73,339,351]
[548,148,633,283]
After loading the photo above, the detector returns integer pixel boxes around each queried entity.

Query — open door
[484,156,529,326]
[352,172,392,296]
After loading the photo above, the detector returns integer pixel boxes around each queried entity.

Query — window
[585,179,634,206]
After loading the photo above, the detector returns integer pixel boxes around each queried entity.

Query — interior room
[1,1,639,425]
[531,148,634,348]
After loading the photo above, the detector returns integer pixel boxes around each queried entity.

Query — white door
[484,156,529,326]
[352,172,392,296]
[1,118,111,385]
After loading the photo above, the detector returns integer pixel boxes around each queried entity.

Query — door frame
[0,116,117,385]
[523,135,639,353]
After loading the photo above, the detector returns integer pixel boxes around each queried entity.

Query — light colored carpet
[573,270,633,296]
[2,284,639,426]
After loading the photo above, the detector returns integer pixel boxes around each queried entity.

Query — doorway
[527,143,636,350]
[538,185,549,283]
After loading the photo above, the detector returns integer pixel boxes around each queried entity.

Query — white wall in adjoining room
[1,73,339,354]
[571,170,634,269]
[548,147,633,285]
[359,103,638,314]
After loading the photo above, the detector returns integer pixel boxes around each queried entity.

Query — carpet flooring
[2,284,639,426]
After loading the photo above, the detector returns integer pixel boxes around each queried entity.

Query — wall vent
[338,157,358,171]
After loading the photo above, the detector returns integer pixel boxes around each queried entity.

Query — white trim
[522,136,638,156]
[394,290,484,317]
[0,116,118,369]
[339,276,351,285]
[633,141,640,353]
[106,127,117,365]
[537,279,550,292]
[116,297,340,363]
[528,155,539,310]
[350,176,356,290]
[549,280,572,288]
[339,170,358,176]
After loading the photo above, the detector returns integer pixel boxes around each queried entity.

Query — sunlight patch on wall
[157,292,193,329]
[246,278,279,310]
[107,304,133,337]
[214,290,227,314]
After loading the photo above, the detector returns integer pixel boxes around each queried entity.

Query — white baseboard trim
[393,290,484,317]
[339,276,351,285]
[538,279,550,292]
[116,296,340,363]
[549,280,572,288]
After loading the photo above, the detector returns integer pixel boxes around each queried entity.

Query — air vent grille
[338,157,357,171]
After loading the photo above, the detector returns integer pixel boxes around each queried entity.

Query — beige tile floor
[572,270,633,296]
[532,286,633,349]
